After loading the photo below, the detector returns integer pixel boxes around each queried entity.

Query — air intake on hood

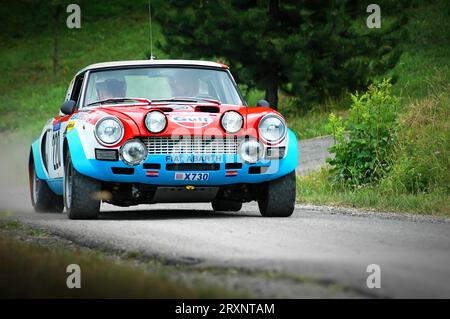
[152,107,173,112]
[195,105,219,113]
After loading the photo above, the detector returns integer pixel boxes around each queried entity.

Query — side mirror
[60,100,76,115]
[256,99,270,107]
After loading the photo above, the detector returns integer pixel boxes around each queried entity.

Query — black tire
[29,162,64,213]
[64,151,101,220]
[258,171,296,217]
[211,198,242,212]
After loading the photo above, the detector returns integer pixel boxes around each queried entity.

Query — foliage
[156,0,407,109]
[327,79,399,186]
[381,85,450,194]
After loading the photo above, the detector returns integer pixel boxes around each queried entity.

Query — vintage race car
[29,60,298,219]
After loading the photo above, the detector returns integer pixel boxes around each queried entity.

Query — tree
[156,0,407,110]
[0,0,72,76]
[50,1,64,76]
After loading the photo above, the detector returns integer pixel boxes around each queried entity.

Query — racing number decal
[52,130,61,170]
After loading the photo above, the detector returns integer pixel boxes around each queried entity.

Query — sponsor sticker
[166,155,222,163]
[70,113,86,120]
[53,122,61,132]
[171,115,212,128]
[66,121,75,132]
[146,171,159,177]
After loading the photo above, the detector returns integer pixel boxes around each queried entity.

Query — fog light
[238,139,262,163]
[120,139,147,166]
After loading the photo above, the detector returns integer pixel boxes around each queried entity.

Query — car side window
[65,78,75,101]
[70,75,84,106]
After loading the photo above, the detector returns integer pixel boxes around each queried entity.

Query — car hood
[87,103,249,137]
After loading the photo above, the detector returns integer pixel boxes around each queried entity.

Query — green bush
[381,88,450,194]
[327,79,399,186]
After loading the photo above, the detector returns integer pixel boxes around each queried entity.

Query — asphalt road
[1,136,450,298]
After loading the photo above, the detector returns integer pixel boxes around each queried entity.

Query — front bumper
[67,130,298,186]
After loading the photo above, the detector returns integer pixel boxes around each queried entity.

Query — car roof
[76,59,228,76]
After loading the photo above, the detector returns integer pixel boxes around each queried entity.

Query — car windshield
[83,67,244,107]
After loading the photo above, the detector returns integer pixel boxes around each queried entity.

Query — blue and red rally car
[29,60,298,219]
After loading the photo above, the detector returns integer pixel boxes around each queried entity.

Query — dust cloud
[0,133,35,212]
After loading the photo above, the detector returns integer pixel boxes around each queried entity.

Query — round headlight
[221,111,243,133]
[258,115,286,143]
[239,139,263,163]
[95,116,124,145]
[120,139,147,166]
[145,111,167,133]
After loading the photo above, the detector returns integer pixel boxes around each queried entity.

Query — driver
[95,78,127,100]
[168,71,199,97]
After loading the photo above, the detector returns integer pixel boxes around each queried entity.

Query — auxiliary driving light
[120,139,147,166]
[145,110,167,133]
[238,139,263,163]
[221,111,243,133]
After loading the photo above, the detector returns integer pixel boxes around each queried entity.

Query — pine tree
[156,0,407,110]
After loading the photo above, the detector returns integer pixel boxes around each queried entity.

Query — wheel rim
[64,162,73,209]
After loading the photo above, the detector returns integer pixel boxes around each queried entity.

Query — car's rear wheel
[211,198,242,212]
[64,151,101,220]
[258,171,296,217]
[30,162,64,213]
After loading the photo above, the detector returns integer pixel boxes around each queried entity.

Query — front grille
[142,136,242,155]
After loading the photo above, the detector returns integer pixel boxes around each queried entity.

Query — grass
[0,218,24,230]
[296,170,449,216]
[0,219,238,298]
[391,0,450,102]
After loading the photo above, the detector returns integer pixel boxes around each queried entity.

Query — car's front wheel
[64,151,101,220]
[211,198,242,212]
[30,162,64,213]
[258,171,296,217]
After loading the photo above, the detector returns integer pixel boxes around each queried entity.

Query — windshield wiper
[86,97,151,107]
[151,97,221,105]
